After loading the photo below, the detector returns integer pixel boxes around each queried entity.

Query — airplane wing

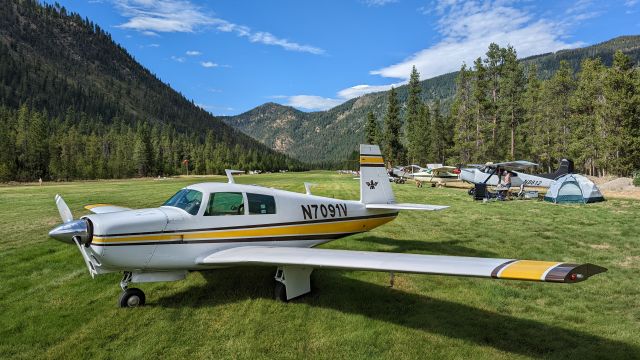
[365,203,448,211]
[197,246,605,283]
[489,160,538,170]
[84,204,131,214]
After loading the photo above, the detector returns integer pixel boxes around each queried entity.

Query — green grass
[1,171,639,359]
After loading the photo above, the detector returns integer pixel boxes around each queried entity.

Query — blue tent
[544,174,604,204]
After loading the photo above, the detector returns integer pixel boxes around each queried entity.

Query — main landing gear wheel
[119,288,146,308]
[468,188,475,196]
[274,282,287,302]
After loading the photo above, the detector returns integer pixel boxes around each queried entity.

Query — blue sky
[53,0,640,115]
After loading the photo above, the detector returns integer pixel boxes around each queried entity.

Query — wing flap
[198,246,606,283]
[365,203,448,211]
[84,204,131,214]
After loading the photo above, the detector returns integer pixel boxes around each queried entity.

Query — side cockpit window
[205,192,244,216]
[247,193,276,214]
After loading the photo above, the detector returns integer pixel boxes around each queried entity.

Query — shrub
[634,171,640,187]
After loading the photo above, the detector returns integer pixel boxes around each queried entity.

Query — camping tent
[544,174,604,204]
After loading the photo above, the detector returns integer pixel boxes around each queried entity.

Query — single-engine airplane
[49,146,604,307]
[460,159,574,190]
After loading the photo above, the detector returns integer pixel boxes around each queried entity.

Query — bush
[634,172,640,187]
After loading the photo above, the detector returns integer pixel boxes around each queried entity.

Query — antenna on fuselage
[304,182,317,195]
[225,169,244,184]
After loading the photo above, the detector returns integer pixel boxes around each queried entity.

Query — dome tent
[544,174,604,204]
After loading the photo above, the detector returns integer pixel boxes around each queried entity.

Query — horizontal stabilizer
[84,204,131,214]
[365,203,449,211]
[197,246,606,283]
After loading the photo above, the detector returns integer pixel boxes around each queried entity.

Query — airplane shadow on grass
[155,266,637,359]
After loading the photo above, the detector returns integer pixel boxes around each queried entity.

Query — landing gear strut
[274,266,313,302]
[118,271,145,308]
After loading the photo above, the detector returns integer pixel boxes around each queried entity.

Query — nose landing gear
[118,271,146,308]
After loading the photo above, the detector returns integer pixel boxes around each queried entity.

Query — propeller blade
[55,194,73,223]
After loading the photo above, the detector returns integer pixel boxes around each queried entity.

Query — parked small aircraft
[459,159,573,189]
[49,147,603,307]
[412,165,461,185]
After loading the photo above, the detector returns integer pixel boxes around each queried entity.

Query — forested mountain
[223,36,640,165]
[0,0,303,181]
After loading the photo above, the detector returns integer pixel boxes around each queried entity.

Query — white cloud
[337,82,404,99]
[171,55,185,63]
[249,32,324,55]
[115,0,212,32]
[113,0,324,54]
[186,50,201,56]
[371,0,588,80]
[363,0,398,6]
[201,61,218,68]
[285,95,344,111]
[141,30,158,36]
[280,82,404,111]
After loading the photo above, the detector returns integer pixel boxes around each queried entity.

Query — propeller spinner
[49,195,91,245]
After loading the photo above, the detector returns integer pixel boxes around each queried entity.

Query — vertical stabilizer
[360,144,395,204]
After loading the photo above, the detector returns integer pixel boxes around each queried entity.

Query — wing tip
[545,263,607,283]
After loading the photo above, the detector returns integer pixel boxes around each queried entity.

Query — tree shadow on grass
[354,236,498,258]
[154,268,637,359]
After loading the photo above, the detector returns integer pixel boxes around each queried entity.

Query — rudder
[360,144,395,204]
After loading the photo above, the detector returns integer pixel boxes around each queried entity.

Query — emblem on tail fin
[366,180,378,189]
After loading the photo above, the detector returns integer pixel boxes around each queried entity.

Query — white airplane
[459,159,573,189]
[49,146,604,308]
[412,165,461,185]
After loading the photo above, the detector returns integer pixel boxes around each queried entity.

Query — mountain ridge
[223,35,640,164]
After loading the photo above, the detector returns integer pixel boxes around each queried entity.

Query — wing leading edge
[198,246,606,283]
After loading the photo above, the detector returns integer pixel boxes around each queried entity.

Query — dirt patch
[589,243,611,250]
[599,177,633,191]
[618,256,640,269]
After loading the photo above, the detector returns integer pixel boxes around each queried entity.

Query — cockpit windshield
[162,189,203,215]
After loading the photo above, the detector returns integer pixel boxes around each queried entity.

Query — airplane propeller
[49,194,91,245]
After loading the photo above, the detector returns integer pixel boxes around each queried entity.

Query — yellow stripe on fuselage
[498,260,561,281]
[92,216,396,244]
[359,156,384,164]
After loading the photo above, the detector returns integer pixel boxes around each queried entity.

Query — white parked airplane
[459,159,573,188]
[49,146,604,307]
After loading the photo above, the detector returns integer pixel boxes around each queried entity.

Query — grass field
[1,171,639,359]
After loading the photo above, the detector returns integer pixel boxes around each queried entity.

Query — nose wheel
[118,271,145,308]
[118,288,146,308]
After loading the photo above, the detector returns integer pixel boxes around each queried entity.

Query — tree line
[0,105,305,182]
[366,44,640,176]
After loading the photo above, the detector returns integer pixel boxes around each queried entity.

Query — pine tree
[383,87,405,166]
[405,66,422,162]
[600,51,639,175]
[543,60,575,170]
[472,57,490,160]
[453,64,475,164]
[415,102,432,164]
[484,43,506,157]
[133,122,152,177]
[522,64,543,163]
[498,46,525,160]
[26,109,49,179]
[364,111,381,145]
[569,58,604,175]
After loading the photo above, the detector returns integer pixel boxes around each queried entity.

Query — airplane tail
[359,144,448,211]
[556,159,574,176]
[359,144,395,204]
